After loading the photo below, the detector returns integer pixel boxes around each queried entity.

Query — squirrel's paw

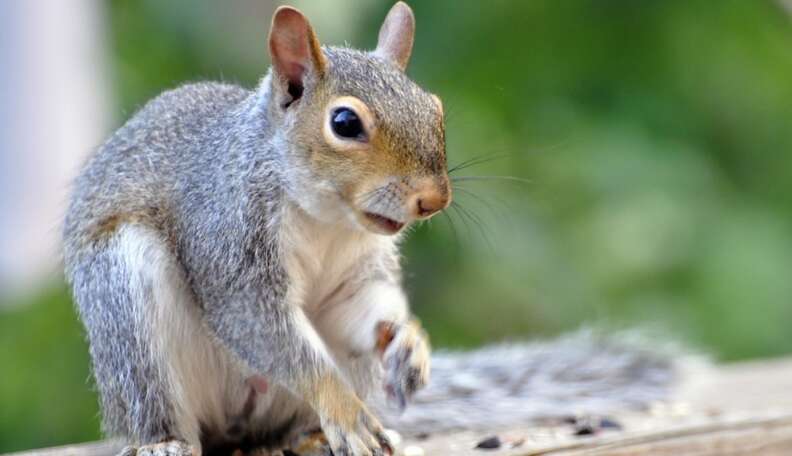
[379,320,431,412]
[283,429,332,455]
[321,406,393,456]
[119,441,196,456]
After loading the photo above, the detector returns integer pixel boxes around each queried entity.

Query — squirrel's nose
[412,182,450,218]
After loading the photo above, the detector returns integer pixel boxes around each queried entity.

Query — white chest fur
[280,204,395,314]
[279,204,408,360]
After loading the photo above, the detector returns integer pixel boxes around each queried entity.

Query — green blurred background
[3,0,792,451]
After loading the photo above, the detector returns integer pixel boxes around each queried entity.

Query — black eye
[331,107,365,140]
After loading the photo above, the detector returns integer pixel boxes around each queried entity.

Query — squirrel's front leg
[203,290,393,456]
[313,280,431,412]
[347,282,431,411]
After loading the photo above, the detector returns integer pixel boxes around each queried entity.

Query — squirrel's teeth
[364,212,405,234]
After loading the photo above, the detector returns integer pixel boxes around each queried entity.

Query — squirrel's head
[265,2,450,236]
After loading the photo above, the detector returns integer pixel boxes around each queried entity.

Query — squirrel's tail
[375,329,695,436]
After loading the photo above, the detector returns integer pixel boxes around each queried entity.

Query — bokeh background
[3,0,792,452]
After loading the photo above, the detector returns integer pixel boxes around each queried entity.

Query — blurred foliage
[0,286,101,451]
[4,0,792,451]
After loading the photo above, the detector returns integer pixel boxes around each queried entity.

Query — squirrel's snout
[414,193,447,218]
[356,177,450,233]
[411,178,450,219]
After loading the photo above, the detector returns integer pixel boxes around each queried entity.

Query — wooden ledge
[7,358,792,456]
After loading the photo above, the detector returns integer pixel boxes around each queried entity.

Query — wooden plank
[5,441,122,456]
[6,357,792,456]
[559,417,792,456]
[409,414,792,455]
[404,357,792,455]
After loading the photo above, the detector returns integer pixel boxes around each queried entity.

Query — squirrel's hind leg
[70,224,240,452]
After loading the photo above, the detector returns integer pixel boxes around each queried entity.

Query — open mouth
[363,212,405,234]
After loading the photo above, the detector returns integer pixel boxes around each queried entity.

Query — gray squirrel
[63,3,677,456]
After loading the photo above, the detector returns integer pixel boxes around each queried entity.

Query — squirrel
[64,3,679,456]
[65,3,442,455]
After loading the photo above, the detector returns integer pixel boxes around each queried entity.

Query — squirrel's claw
[285,429,332,456]
[321,412,393,456]
[119,441,196,456]
[318,399,393,456]
[385,383,408,412]
[381,320,431,412]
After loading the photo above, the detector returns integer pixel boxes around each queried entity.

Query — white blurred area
[0,0,110,302]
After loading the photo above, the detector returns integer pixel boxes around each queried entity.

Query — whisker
[453,183,514,210]
[448,202,473,240]
[447,154,509,174]
[357,187,385,208]
[452,186,511,222]
[450,175,532,184]
[453,178,526,236]
[441,210,460,250]
[451,201,494,252]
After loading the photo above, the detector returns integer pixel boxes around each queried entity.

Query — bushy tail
[375,329,696,436]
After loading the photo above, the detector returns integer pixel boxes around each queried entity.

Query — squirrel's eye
[330,108,365,140]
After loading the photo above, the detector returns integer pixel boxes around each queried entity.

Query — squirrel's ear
[268,6,326,103]
[374,2,415,71]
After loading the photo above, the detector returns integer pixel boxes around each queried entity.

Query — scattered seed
[573,424,595,437]
[599,417,622,430]
[564,414,623,436]
[561,416,578,425]
[475,436,502,450]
